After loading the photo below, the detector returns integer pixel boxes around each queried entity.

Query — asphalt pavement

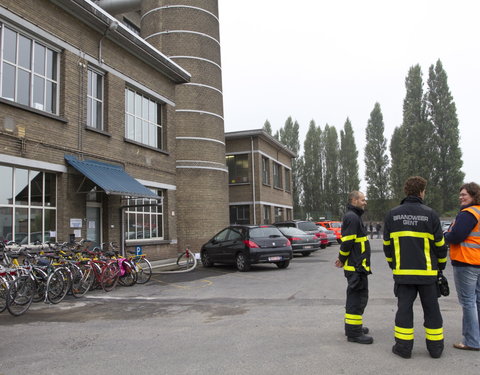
[1,239,479,375]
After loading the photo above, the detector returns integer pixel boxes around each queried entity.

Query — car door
[205,228,230,262]
[222,228,244,262]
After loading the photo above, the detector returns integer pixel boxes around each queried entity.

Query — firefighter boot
[426,339,444,359]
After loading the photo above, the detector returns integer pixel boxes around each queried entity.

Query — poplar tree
[278,117,302,216]
[389,126,406,202]
[302,121,323,219]
[339,118,360,206]
[426,59,464,213]
[323,124,340,218]
[364,103,390,219]
[263,119,272,135]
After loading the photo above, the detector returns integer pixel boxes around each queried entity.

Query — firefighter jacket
[339,204,371,274]
[383,196,448,284]
[449,205,480,266]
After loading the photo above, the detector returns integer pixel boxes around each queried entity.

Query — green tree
[339,118,360,206]
[302,120,323,219]
[278,117,302,216]
[323,124,340,218]
[263,119,272,135]
[426,59,464,213]
[364,103,390,220]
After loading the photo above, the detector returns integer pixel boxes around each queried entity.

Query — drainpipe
[251,136,256,225]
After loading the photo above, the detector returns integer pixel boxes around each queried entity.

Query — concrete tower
[140,0,228,251]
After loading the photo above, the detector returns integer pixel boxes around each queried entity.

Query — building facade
[0,0,196,259]
[225,130,295,225]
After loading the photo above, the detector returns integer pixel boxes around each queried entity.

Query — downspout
[251,136,256,225]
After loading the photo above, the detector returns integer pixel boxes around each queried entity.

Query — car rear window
[330,222,342,228]
[277,227,305,236]
[249,227,283,238]
[297,221,318,231]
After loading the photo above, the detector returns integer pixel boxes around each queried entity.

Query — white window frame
[0,22,60,114]
[87,67,104,130]
[125,87,163,149]
[262,156,270,185]
[125,189,164,241]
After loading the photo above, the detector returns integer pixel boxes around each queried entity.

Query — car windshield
[249,227,283,239]
[330,222,342,228]
[297,222,318,231]
[277,227,305,236]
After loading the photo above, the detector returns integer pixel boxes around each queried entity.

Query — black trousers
[344,272,369,337]
[394,283,444,354]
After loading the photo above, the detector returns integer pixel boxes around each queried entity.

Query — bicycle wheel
[32,267,48,303]
[7,275,35,316]
[135,257,152,284]
[101,262,120,292]
[71,263,95,297]
[0,276,9,313]
[176,251,197,271]
[118,260,137,287]
[89,262,102,291]
[46,268,70,304]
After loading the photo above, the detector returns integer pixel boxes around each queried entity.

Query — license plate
[304,245,312,249]
[268,256,282,261]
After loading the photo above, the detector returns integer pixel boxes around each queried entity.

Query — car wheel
[301,251,311,256]
[276,260,290,269]
[201,250,214,268]
[236,252,251,272]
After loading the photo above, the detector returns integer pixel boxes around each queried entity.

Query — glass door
[86,203,102,248]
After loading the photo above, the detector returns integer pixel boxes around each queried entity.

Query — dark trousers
[344,272,369,337]
[394,283,444,354]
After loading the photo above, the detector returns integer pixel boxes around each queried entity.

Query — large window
[226,154,249,184]
[125,190,164,240]
[87,68,104,130]
[125,88,163,149]
[0,165,56,244]
[274,206,284,222]
[0,24,58,113]
[285,168,291,192]
[273,162,283,189]
[263,205,271,224]
[262,157,270,185]
[230,205,250,224]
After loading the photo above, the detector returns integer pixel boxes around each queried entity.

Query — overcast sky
[218,0,480,191]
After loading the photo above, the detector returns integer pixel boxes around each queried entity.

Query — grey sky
[219,0,479,190]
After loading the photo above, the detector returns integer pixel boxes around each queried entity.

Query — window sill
[262,183,271,187]
[124,138,170,155]
[0,97,68,123]
[125,238,170,246]
[273,186,284,191]
[85,126,111,137]
[229,182,250,186]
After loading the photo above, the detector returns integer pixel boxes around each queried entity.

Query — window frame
[0,22,60,114]
[87,66,104,130]
[226,154,249,184]
[262,156,270,185]
[229,205,250,225]
[124,189,164,241]
[273,162,283,189]
[125,87,164,150]
[284,168,291,192]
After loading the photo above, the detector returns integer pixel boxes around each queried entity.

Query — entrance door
[86,203,102,248]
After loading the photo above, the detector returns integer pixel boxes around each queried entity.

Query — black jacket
[339,204,371,274]
[383,196,448,284]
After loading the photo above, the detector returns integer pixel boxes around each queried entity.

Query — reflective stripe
[469,232,480,236]
[438,257,447,263]
[395,326,414,340]
[425,327,444,341]
[345,313,362,325]
[383,240,391,246]
[386,257,393,262]
[459,242,480,249]
[391,231,434,240]
[435,238,445,246]
[339,250,350,256]
[393,269,438,276]
[470,206,480,215]
[341,234,357,242]
[424,237,432,270]
[355,236,368,243]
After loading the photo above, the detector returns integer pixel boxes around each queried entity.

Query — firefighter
[335,191,373,344]
[383,176,448,358]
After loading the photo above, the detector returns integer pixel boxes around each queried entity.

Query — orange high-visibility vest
[450,205,480,265]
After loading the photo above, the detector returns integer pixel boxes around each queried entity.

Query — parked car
[273,220,327,249]
[441,220,452,232]
[316,225,336,246]
[200,225,293,272]
[276,226,322,256]
[317,220,342,243]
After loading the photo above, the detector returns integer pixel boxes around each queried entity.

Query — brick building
[225,130,295,225]
[0,0,229,259]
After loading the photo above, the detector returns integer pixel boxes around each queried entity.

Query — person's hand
[335,259,343,268]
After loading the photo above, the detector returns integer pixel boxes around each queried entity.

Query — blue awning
[65,155,159,199]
